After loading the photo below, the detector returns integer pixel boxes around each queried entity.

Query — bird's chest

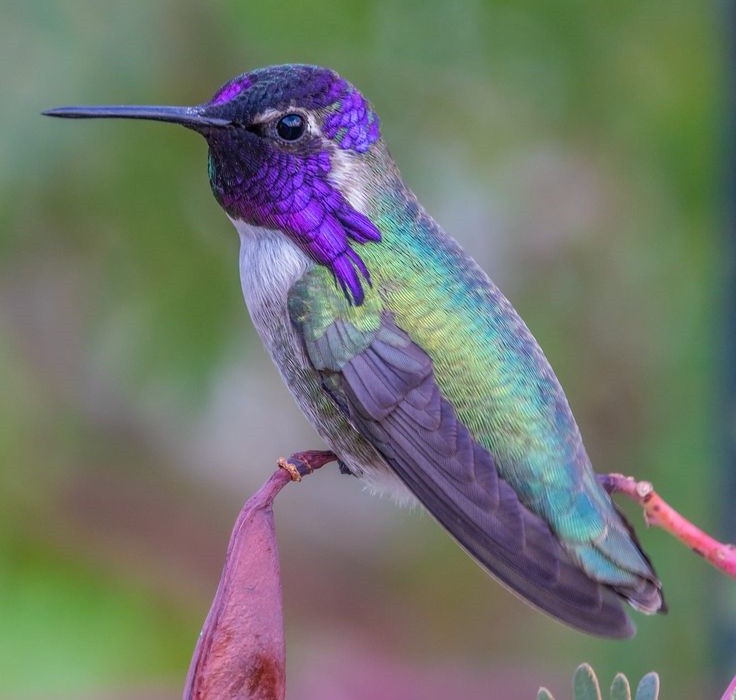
[232,219,419,494]
[235,221,317,394]
[233,224,357,437]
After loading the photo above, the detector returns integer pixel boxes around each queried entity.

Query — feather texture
[291,295,655,636]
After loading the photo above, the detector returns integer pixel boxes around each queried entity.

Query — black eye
[276,113,305,141]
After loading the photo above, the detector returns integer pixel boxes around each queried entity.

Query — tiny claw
[278,458,303,482]
[278,450,337,481]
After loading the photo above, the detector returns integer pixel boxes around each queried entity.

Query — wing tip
[585,613,637,640]
[539,590,637,640]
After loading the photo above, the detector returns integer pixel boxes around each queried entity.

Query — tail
[568,501,666,618]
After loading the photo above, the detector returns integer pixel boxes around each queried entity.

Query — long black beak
[42,104,230,130]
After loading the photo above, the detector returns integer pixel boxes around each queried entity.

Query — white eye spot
[251,108,283,124]
[329,147,371,213]
[304,112,320,135]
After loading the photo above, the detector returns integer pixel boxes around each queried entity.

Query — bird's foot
[278,449,338,482]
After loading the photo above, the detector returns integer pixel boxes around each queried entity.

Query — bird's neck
[231,144,442,315]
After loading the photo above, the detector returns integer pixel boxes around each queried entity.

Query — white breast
[233,217,318,411]
[232,218,311,330]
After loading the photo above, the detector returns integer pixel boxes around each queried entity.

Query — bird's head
[44,64,390,304]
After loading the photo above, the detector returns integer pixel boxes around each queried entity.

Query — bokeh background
[2,2,732,698]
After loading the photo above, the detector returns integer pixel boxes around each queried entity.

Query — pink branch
[183,450,336,700]
[721,674,736,700]
[599,473,736,579]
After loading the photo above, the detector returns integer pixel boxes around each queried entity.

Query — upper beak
[42,104,231,130]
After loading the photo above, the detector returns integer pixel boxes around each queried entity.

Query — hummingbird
[44,63,665,637]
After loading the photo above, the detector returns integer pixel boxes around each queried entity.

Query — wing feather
[297,307,638,637]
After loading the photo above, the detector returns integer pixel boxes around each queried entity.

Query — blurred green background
[1,1,729,698]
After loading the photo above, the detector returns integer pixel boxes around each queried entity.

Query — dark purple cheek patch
[322,82,380,153]
[217,148,381,305]
[211,75,253,106]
